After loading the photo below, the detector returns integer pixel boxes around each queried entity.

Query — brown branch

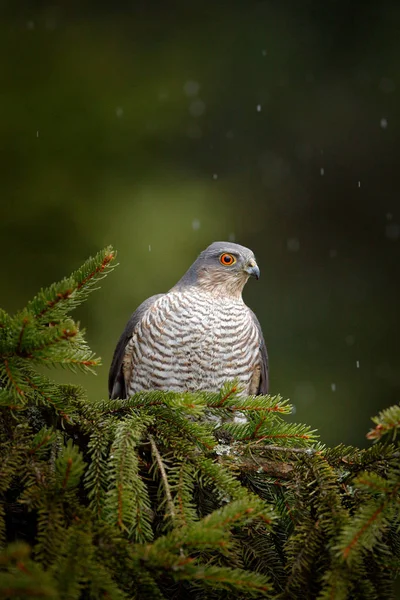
[342,482,400,559]
[117,483,124,528]
[17,318,29,353]
[215,385,237,407]
[37,289,73,318]
[135,504,143,537]
[252,416,266,439]
[343,505,384,559]
[175,538,228,551]
[177,466,187,525]
[367,421,400,441]
[245,433,312,443]
[29,435,52,455]
[356,478,392,494]
[23,374,70,422]
[112,429,130,529]
[36,251,114,320]
[16,561,30,575]
[62,458,73,489]
[257,444,315,454]
[3,359,25,397]
[76,252,114,290]
[219,455,294,480]
[220,507,255,527]
[230,404,287,413]
[192,572,270,592]
[40,356,99,367]
[19,328,77,356]
[149,434,176,522]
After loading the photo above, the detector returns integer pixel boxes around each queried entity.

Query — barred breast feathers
[124,288,262,396]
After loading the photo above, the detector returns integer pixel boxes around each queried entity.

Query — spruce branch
[29,427,56,457]
[26,247,116,323]
[104,416,153,541]
[367,403,400,442]
[55,439,86,491]
[0,543,57,599]
[170,462,197,526]
[336,471,400,565]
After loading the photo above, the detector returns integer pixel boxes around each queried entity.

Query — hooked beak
[244,259,260,280]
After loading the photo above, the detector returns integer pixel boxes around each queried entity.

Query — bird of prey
[109,242,268,399]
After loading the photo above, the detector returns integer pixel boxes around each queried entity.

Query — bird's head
[175,241,260,297]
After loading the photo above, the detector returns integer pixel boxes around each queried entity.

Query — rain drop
[379,77,395,93]
[183,80,200,97]
[212,173,218,180]
[148,245,151,252]
[320,167,325,176]
[385,223,400,240]
[189,99,206,117]
[287,238,300,252]
[331,383,336,392]
[158,90,169,101]
[186,123,202,139]
[233,414,248,425]
[256,104,262,112]
[356,360,360,369]
[380,117,388,129]
[116,106,124,118]
[192,219,201,231]
[215,443,231,456]
[294,382,316,405]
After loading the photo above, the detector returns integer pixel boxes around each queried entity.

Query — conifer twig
[257,444,316,454]
[149,435,176,521]
[221,456,294,479]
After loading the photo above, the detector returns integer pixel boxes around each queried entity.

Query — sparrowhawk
[109,242,268,399]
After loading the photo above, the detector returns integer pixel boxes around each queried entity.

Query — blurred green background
[1,1,399,448]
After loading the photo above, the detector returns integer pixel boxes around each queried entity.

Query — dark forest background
[1,0,399,448]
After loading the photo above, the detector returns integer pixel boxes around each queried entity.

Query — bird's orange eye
[220,253,236,266]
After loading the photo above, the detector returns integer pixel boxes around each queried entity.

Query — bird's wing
[248,309,269,395]
[108,294,164,399]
